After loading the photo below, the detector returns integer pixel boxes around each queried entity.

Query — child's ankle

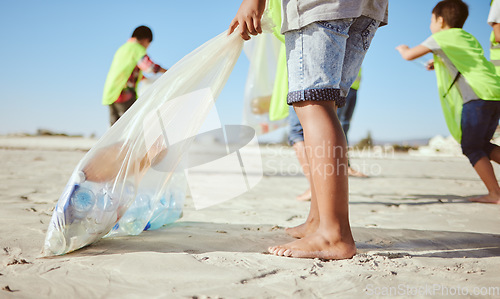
[489,190,500,198]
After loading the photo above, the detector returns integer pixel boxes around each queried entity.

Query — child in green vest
[396,0,500,204]
[102,26,167,126]
[78,26,169,183]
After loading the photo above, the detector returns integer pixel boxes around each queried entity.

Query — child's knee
[486,143,500,159]
[462,147,487,166]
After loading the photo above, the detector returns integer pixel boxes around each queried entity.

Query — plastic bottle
[114,192,152,235]
[69,186,96,219]
[106,171,187,236]
[95,182,134,219]
[146,193,171,231]
[146,173,186,230]
[96,187,118,212]
[86,181,135,234]
[168,187,185,221]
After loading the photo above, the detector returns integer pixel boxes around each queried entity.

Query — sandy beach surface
[1,136,500,298]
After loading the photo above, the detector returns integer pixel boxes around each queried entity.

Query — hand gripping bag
[42,28,245,256]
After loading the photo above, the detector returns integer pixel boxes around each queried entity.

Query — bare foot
[296,188,312,201]
[285,217,319,239]
[469,193,500,204]
[268,229,356,260]
[348,167,368,178]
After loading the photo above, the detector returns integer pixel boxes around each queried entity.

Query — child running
[396,0,500,204]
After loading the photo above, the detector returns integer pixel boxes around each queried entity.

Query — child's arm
[396,44,432,61]
[228,0,266,40]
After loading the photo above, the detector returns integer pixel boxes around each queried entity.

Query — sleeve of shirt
[488,0,500,26]
[420,36,440,52]
[137,55,162,74]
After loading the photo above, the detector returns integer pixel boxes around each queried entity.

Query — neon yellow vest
[351,69,362,91]
[490,31,500,76]
[102,41,147,105]
[491,0,500,75]
[432,28,500,142]
[268,0,289,121]
[269,0,285,44]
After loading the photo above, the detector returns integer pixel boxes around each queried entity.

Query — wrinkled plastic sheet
[43,29,245,256]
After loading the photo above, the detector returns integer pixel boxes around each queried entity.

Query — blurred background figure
[102,26,167,126]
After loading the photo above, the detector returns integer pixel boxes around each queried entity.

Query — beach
[1,136,500,298]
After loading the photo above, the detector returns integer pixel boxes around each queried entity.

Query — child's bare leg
[269,101,356,259]
[285,177,319,238]
[470,156,500,204]
[286,141,319,238]
[293,141,313,201]
[488,147,500,164]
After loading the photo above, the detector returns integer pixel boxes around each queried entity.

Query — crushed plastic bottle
[107,171,187,236]
[69,186,96,219]
[147,184,185,230]
[116,192,152,234]
[44,172,138,255]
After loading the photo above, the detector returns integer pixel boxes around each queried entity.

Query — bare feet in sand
[285,217,319,239]
[296,188,312,201]
[269,228,356,260]
[469,193,500,204]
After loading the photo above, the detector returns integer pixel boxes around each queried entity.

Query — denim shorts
[285,16,380,107]
[288,88,358,146]
[461,99,500,166]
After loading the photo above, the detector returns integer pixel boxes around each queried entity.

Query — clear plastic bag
[242,33,288,135]
[42,29,244,256]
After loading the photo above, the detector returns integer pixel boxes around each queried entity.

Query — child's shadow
[355,227,500,258]
[70,222,293,257]
[67,222,500,259]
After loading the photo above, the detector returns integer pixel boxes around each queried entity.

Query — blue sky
[0,1,493,143]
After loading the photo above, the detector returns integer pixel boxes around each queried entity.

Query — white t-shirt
[488,0,500,26]
[421,36,479,104]
[281,0,388,33]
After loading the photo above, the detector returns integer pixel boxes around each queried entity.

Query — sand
[1,136,500,298]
